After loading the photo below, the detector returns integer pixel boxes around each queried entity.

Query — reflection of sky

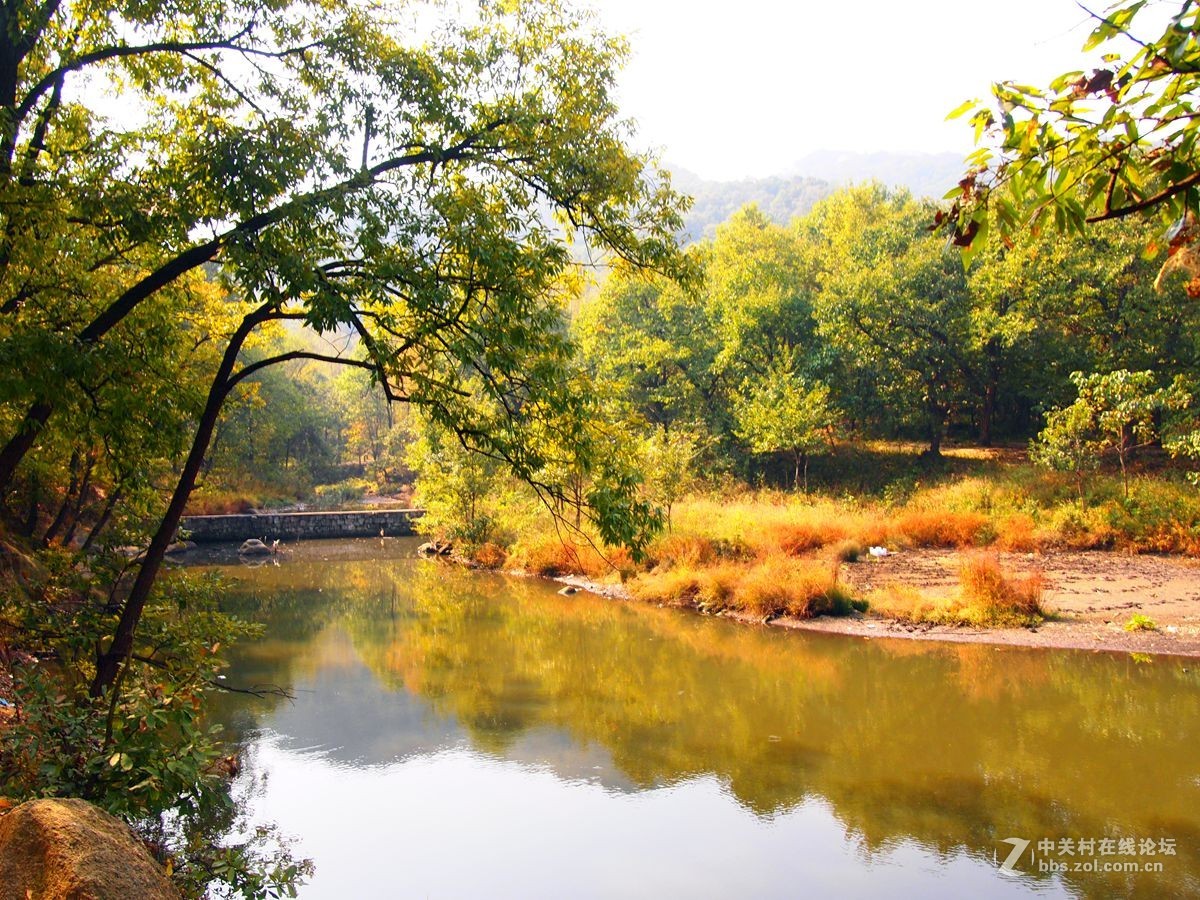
[237,740,1071,900]
[230,623,1071,898]
[250,631,643,794]
[262,653,465,765]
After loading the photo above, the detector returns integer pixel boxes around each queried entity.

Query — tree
[734,362,837,492]
[704,205,819,385]
[406,412,505,548]
[0,0,690,695]
[574,271,715,432]
[943,1,1200,277]
[639,426,702,529]
[1032,369,1190,499]
[810,185,975,456]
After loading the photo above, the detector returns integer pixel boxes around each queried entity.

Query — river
[199,538,1200,898]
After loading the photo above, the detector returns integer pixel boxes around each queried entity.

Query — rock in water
[0,797,180,899]
[417,540,453,557]
[238,538,271,556]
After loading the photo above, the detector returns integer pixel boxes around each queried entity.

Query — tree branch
[1087,168,1200,222]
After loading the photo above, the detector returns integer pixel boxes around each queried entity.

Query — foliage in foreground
[945,1,1200,270]
[0,555,310,899]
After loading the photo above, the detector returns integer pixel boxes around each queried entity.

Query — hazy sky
[586,0,1112,179]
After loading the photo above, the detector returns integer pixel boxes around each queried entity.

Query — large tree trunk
[90,313,261,696]
[979,379,996,447]
[0,402,52,498]
[926,399,946,457]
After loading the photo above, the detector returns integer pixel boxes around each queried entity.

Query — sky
[585,0,1115,180]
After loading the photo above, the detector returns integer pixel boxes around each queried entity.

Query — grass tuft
[865,553,1045,627]
[631,555,859,620]
[1123,613,1158,632]
[958,552,1046,624]
[829,539,864,563]
[890,509,989,548]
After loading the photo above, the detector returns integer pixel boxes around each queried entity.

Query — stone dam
[179,509,423,543]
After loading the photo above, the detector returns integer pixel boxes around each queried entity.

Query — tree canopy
[943,0,1200,278]
[0,0,693,695]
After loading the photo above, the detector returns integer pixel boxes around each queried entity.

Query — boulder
[0,797,179,899]
[238,538,272,556]
[417,540,453,557]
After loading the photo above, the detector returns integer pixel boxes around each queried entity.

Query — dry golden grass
[865,584,961,624]
[865,553,1046,627]
[645,532,719,569]
[508,534,633,579]
[472,542,508,570]
[993,514,1043,552]
[959,552,1045,622]
[630,562,740,609]
[889,509,989,548]
[766,520,849,555]
[631,555,858,619]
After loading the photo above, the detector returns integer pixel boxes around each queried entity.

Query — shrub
[829,539,864,562]
[183,490,260,516]
[312,477,374,508]
[1124,613,1158,632]
[472,542,508,569]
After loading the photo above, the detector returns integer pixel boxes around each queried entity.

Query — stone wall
[179,509,423,543]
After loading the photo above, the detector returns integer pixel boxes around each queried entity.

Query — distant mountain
[784,150,966,202]
[669,150,966,243]
[670,166,832,242]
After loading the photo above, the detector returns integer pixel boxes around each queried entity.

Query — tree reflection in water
[203,539,1200,899]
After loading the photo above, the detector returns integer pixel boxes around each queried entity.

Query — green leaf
[946,99,979,120]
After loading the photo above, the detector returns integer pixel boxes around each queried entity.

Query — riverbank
[548,547,1200,658]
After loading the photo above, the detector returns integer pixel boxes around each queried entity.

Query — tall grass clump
[506,534,634,580]
[631,555,862,619]
[865,553,1046,627]
[889,509,989,548]
[958,552,1046,625]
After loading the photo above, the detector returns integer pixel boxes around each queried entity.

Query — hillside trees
[1033,369,1191,499]
[0,0,690,695]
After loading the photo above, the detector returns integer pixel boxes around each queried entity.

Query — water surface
[202,539,1200,898]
